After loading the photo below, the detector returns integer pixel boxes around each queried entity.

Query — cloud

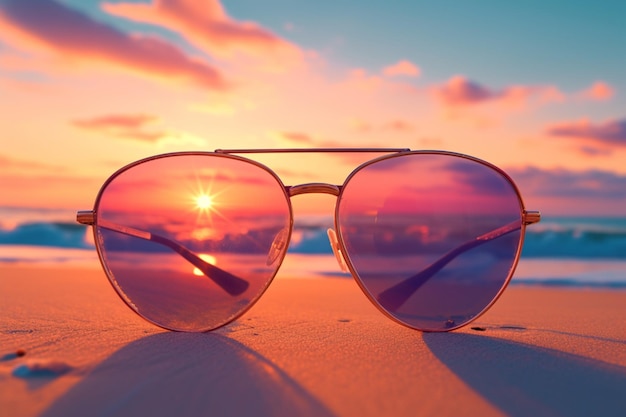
[510,166,626,200]
[344,68,384,92]
[0,0,227,89]
[433,75,564,107]
[445,159,515,196]
[273,130,358,150]
[350,119,415,133]
[578,146,613,157]
[72,114,168,143]
[434,76,498,105]
[0,154,66,172]
[271,131,409,166]
[101,0,303,70]
[273,131,393,150]
[276,131,317,146]
[0,173,100,208]
[382,60,420,77]
[547,118,626,146]
[576,81,614,101]
[383,119,415,132]
[74,114,158,130]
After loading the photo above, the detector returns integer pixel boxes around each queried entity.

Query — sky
[0,0,625,217]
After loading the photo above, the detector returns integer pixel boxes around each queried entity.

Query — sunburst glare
[195,194,213,210]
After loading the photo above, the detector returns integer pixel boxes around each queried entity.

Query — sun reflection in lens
[191,189,221,219]
[193,253,217,276]
[188,172,230,238]
[195,194,213,210]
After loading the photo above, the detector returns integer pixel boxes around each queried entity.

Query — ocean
[0,206,624,287]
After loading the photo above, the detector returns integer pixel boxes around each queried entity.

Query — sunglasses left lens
[94,154,292,331]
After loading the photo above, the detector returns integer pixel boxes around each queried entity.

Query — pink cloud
[383,119,415,132]
[277,131,317,146]
[434,76,496,105]
[101,0,303,69]
[0,0,227,89]
[503,84,564,106]
[508,165,626,215]
[273,131,404,155]
[350,119,415,133]
[578,146,613,156]
[383,60,420,77]
[0,154,66,172]
[345,68,384,92]
[350,119,373,132]
[576,81,614,101]
[74,114,158,130]
[274,131,354,149]
[433,75,564,107]
[72,114,167,143]
[272,130,376,166]
[0,173,99,208]
[511,166,626,200]
[547,117,626,146]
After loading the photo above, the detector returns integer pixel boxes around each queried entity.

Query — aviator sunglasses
[77,148,541,332]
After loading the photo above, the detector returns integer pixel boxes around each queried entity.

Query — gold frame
[77,148,541,332]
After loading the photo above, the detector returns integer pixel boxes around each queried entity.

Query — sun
[195,194,213,210]
[191,190,224,223]
[188,177,228,225]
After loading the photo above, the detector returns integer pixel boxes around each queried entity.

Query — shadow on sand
[40,332,335,417]
[424,331,626,417]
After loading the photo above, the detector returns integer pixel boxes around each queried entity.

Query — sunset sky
[1,0,625,216]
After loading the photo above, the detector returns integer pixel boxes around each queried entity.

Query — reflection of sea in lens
[94,154,292,331]
[337,152,523,331]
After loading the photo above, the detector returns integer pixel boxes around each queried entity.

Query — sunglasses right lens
[336,152,524,331]
[94,153,292,332]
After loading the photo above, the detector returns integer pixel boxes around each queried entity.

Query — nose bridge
[287,183,342,197]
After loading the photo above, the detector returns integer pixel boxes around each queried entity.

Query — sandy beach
[1,264,625,417]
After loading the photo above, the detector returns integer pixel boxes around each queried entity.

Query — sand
[1,264,625,417]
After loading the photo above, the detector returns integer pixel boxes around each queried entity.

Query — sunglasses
[76,148,540,332]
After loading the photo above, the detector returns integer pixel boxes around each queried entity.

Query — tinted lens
[337,152,524,331]
[94,154,292,331]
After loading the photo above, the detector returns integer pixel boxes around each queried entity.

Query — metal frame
[215,148,411,154]
[77,148,541,332]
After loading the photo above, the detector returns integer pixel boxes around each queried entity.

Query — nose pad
[326,228,349,273]
[266,228,289,266]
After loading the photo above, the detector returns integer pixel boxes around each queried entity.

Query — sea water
[0,207,624,287]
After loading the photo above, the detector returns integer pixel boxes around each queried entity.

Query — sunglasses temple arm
[376,220,523,311]
[97,220,249,296]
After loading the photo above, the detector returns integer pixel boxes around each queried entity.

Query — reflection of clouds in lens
[359,153,474,196]
[191,227,220,241]
[102,155,286,218]
[360,153,513,198]
[184,170,271,186]
[444,159,513,196]
[359,153,421,172]
[342,153,520,217]
[100,210,289,256]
